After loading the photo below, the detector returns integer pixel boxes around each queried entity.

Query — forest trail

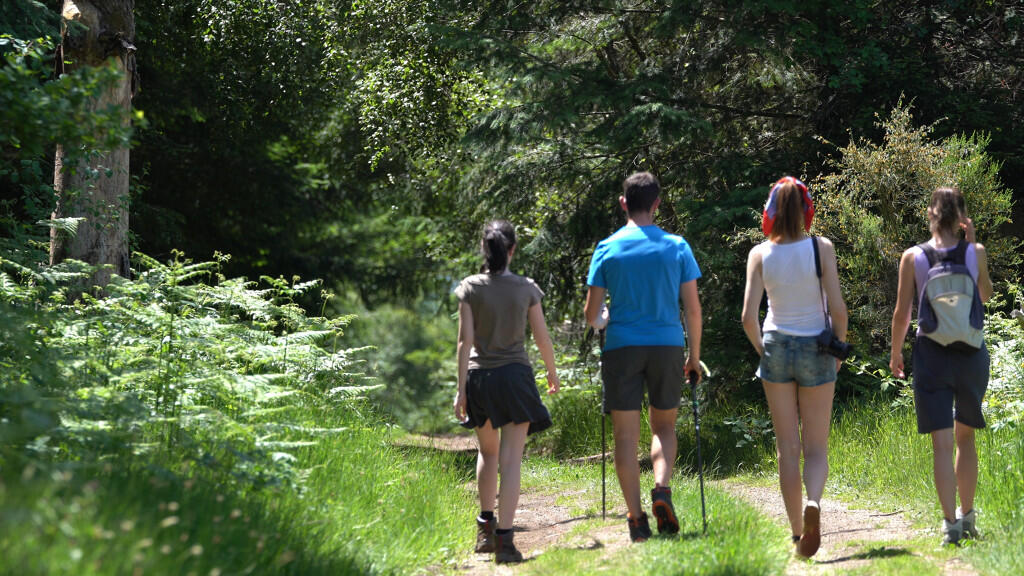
[718,479,976,576]
[402,435,977,575]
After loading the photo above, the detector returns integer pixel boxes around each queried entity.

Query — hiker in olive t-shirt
[454,219,560,564]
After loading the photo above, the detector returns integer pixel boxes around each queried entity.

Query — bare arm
[975,243,992,302]
[818,237,848,342]
[680,279,702,382]
[528,302,560,394]
[584,285,607,328]
[889,249,917,378]
[454,301,474,421]
[741,246,765,356]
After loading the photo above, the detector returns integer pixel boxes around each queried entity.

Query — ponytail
[482,220,516,273]
[928,187,965,235]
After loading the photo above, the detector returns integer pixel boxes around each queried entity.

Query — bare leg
[763,380,803,536]
[954,421,979,514]
[476,420,499,514]
[649,406,679,487]
[497,421,530,530]
[611,410,643,518]
[930,427,957,521]
[798,382,835,502]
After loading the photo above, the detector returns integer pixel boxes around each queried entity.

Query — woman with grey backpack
[889,186,993,545]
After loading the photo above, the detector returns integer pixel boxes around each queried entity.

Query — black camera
[817,330,852,360]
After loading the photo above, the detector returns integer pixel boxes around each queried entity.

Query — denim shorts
[757,331,836,387]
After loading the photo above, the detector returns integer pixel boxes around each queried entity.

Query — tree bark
[51,0,135,287]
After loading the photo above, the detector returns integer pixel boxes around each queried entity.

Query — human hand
[454,390,467,422]
[836,358,843,373]
[889,352,905,379]
[593,303,609,330]
[685,356,702,384]
[546,370,560,395]
[961,217,976,244]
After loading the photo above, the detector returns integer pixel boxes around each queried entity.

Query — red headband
[762,177,814,236]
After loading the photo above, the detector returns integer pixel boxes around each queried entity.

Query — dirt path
[397,434,631,574]
[718,479,976,576]
[401,434,977,575]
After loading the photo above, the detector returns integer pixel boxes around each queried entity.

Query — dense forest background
[3,1,1023,428]
[3,2,1024,574]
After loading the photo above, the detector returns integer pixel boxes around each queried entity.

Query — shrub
[812,101,1018,354]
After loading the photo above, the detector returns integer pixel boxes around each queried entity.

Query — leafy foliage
[0,251,371,490]
[813,102,1018,352]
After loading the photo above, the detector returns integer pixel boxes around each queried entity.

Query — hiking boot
[475,516,495,553]
[943,517,963,545]
[651,486,680,535]
[797,501,821,558]
[627,512,653,543]
[495,530,523,564]
[957,508,978,539]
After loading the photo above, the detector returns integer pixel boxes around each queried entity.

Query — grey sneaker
[942,517,963,545]
[957,508,978,539]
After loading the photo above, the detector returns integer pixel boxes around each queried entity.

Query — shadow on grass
[0,464,371,575]
[814,546,913,564]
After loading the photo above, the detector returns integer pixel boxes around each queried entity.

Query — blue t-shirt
[586,224,702,351]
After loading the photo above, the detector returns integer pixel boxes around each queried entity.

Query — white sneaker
[942,517,963,545]
[957,507,977,538]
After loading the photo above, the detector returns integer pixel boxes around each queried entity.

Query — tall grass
[0,254,477,574]
[820,399,1024,574]
[0,403,475,575]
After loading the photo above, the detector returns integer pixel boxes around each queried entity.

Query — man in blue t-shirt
[584,171,703,542]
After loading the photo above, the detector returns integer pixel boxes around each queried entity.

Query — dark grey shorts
[601,346,685,413]
[461,363,552,435]
[912,336,989,434]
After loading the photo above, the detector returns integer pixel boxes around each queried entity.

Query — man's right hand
[685,356,702,384]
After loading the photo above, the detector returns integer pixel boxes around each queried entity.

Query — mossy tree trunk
[51,0,135,286]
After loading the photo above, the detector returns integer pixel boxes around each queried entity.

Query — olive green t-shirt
[454,272,544,370]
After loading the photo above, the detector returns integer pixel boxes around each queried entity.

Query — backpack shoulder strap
[917,242,939,267]
[949,239,969,265]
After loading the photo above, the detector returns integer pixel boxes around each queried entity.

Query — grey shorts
[912,336,989,434]
[601,346,684,413]
[757,331,836,387]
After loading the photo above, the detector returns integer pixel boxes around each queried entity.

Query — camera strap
[810,236,832,331]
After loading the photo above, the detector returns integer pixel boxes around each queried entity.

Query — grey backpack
[917,240,984,351]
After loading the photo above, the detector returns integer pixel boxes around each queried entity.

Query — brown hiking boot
[475,516,495,553]
[627,512,653,542]
[495,530,523,564]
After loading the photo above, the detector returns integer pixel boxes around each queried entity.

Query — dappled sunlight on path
[718,479,977,576]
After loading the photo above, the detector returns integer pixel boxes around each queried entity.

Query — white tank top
[761,237,828,336]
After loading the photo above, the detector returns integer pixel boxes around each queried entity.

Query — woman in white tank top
[741,177,849,558]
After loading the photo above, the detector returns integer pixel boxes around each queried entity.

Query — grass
[797,398,1024,575]
[0,406,477,575]
[511,457,790,576]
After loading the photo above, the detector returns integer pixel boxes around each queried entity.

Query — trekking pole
[689,368,707,534]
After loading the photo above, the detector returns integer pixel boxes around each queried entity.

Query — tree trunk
[51,0,135,287]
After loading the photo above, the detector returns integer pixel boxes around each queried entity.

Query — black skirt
[461,363,552,435]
